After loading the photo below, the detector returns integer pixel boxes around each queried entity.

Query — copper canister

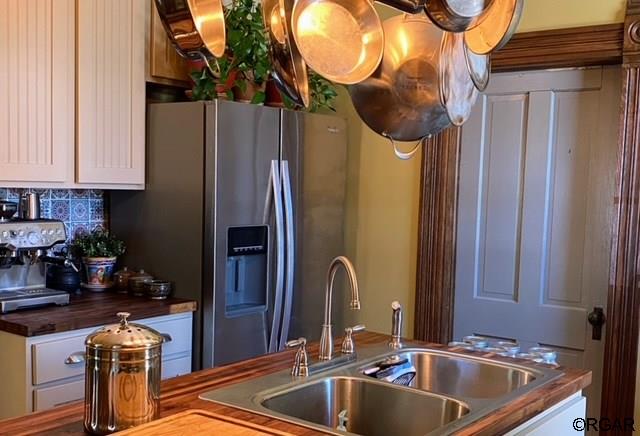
[84,312,166,435]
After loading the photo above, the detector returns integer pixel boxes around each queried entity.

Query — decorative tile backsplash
[0,188,106,241]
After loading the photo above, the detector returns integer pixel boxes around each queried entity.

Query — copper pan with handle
[262,0,310,107]
[425,0,495,32]
[465,0,524,54]
[154,0,226,65]
[291,0,384,85]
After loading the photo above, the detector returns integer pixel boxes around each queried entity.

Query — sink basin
[200,344,563,435]
[388,351,537,399]
[261,376,469,436]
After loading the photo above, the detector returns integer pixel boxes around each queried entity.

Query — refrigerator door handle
[279,160,296,350]
[264,160,286,353]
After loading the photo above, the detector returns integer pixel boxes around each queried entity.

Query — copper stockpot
[84,312,168,435]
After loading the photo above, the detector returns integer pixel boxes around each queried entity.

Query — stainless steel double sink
[200,344,562,435]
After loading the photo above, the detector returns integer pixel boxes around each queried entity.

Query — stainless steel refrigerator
[111,100,348,369]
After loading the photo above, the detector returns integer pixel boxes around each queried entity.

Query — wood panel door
[454,67,620,419]
[76,0,146,185]
[0,0,75,183]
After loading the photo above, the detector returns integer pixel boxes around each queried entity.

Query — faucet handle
[286,337,309,377]
[341,324,366,354]
[286,337,307,349]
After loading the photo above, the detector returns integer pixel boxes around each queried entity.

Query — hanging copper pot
[154,0,226,63]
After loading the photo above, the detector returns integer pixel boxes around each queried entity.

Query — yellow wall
[518,0,625,32]
[339,4,421,337]
[340,1,626,338]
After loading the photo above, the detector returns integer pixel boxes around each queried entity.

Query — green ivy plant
[280,72,338,113]
[192,0,270,103]
[225,0,270,100]
[70,230,126,259]
[191,67,217,101]
[308,73,339,112]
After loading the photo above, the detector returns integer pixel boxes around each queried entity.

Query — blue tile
[51,200,70,221]
[51,189,70,199]
[70,189,90,199]
[41,189,52,200]
[89,200,104,221]
[0,188,107,243]
[28,188,50,198]
[39,199,52,219]
[71,223,90,238]
[91,222,106,233]
[70,199,90,222]
[7,188,23,201]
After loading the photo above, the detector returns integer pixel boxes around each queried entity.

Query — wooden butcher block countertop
[0,333,591,436]
[0,291,197,337]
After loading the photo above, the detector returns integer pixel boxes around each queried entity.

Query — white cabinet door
[0,0,74,183]
[76,0,145,185]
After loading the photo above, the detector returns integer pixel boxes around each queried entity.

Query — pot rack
[155,0,523,160]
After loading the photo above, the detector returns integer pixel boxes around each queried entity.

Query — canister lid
[114,267,135,279]
[85,312,165,350]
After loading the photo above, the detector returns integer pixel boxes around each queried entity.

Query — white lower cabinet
[34,380,85,411]
[0,312,193,419]
[506,392,587,435]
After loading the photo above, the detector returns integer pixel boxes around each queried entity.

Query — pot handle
[383,133,430,160]
[161,333,173,343]
[379,0,425,14]
[65,352,86,365]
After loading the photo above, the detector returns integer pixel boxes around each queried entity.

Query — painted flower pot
[82,257,117,291]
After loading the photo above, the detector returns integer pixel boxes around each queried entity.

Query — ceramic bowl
[144,280,172,300]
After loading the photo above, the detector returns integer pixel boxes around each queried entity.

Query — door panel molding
[415,18,636,430]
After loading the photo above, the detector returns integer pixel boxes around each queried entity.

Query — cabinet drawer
[32,334,86,385]
[33,379,85,412]
[32,314,193,385]
[32,356,191,412]
[145,315,192,357]
[162,356,192,380]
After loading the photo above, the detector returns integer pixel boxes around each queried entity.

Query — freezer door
[281,110,349,342]
[203,101,282,368]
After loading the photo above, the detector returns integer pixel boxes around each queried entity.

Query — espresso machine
[0,195,70,313]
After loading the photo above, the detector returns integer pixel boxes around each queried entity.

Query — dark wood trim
[600,1,640,429]
[493,23,624,72]
[416,16,639,430]
[414,127,460,343]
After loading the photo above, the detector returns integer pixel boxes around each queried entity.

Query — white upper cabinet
[76,0,146,185]
[0,0,75,183]
[0,0,145,189]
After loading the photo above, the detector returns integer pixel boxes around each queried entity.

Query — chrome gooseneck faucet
[389,301,403,349]
[319,256,361,360]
